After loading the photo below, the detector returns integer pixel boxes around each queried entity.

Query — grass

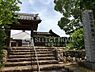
[65,63,95,72]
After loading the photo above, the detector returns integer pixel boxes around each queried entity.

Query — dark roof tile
[16,13,41,20]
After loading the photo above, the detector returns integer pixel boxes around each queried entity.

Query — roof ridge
[16,13,38,16]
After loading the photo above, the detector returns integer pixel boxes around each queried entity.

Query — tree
[54,0,95,49]
[0,0,21,67]
[66,28,84,50]
[54,0,95,34]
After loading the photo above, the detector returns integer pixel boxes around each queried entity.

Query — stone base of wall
[3,49,8,63]
[78,61,95,70]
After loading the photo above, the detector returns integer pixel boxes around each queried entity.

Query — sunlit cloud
[38,0,53,5]
[13,0,69,37]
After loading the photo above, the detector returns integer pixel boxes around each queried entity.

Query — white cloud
[15,0,68,37]
[28,0,35,5]
[28,0,53,5]
[37,11,68,37]
[38,0,53,5]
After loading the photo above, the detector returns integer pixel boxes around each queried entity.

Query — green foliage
[54,0,95,34]
[0,0,21,67]
[54,0,95,49]
[0,0,21,25]
[66,28,84,50]
[0,27,6,67]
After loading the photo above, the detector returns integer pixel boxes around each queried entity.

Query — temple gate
[5,13,41,47]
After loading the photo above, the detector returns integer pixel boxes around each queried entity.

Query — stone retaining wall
[63,50,86,62]
[54,49,86,62]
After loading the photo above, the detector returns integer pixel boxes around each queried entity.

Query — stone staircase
[1,46,66,72]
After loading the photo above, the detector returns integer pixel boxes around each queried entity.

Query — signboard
[33,37,72,47]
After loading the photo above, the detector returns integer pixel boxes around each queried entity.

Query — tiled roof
[16,13,41,20]
[34,30,60,37]
[35,32,50,35]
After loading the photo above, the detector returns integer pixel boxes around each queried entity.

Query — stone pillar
[82,10,95,70]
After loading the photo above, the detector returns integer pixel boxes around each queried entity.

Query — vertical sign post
[82,10,95,69]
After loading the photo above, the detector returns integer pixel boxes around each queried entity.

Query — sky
[11,0,69,37]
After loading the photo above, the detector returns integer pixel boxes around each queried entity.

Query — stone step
[9,52,33,55]
[32,60,58,65]
[1,46,61,72]
[0,65,33,72]
[12,46,32,48]
[11,47,53,50]
[32,63,65,71]
[11,50,34,52]
[35,48,53,50]
[5,61,32,67]
[7,57,55,62]
[32,56,55,61]
[5,60,58,67]
[12,46,53,49]
[1,63,66,72]
[11,48,52,52]
[11,47,33,50]
[33,56,55,60]
[7,58,32,62]
[36,49,53,51]
[9,51,52,55]
[8,55,33,58]
[9,54,54,58]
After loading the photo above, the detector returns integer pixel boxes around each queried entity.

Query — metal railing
[30,37,40,72]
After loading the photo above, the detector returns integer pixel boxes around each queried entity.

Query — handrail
[30,37,40,72]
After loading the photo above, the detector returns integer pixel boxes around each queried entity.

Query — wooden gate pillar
[31,29,34,37]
